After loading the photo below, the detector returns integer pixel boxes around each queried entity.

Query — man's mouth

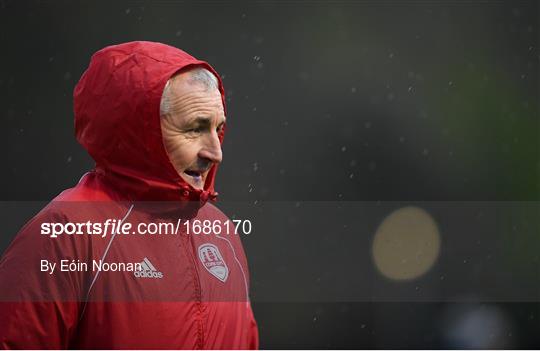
[183,169,203,182]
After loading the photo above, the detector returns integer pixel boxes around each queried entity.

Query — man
[0,41,258,349]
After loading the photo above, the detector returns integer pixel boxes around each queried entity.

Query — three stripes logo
[133,257,164,279]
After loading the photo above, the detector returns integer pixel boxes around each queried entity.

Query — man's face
[160,72,225,190]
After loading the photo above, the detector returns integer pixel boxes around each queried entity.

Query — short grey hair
[160,67,219,116]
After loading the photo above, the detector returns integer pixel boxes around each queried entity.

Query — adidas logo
[133,257,163,279]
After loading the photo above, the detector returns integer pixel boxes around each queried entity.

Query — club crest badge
[198,243,229,282]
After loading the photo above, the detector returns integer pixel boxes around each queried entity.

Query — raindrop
[67,156,72,163]
[175,30,182,37]
[351,87,357,93]
[341,146,347,152]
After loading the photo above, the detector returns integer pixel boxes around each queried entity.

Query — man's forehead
[169,77,223,105]
[167,87,224,121]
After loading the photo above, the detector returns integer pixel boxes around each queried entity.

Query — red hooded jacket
[0,41,259,349]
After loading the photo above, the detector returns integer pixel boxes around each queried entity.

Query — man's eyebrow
[185,116,227,125]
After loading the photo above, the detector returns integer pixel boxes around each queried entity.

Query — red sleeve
[0,209,86,349]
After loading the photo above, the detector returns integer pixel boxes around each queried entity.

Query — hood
[74,41,226,204]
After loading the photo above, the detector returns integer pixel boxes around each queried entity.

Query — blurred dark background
[1,0,538,348]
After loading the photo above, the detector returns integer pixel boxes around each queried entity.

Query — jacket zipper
[181,228,205,349]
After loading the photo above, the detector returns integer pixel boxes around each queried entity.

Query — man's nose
[199,132,223,164]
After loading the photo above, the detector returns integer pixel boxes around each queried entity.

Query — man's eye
[188,127,203,133]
